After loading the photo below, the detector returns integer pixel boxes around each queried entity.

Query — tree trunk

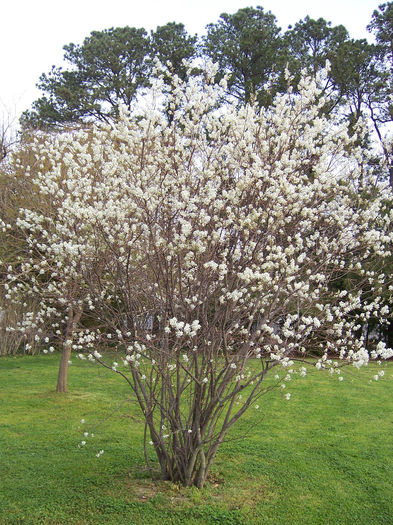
[56,308,81,393]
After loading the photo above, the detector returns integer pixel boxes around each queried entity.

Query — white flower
[83,432,88,437]
[203,377,208,383]
[338,376,344,382]
[81,419,85,424]
[285,393,291,400]
[191,320,201,332]
[81,441,86,446]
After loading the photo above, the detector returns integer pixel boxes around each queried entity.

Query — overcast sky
[1,0,380,125]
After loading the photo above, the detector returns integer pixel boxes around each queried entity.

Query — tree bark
[56,308,81,392]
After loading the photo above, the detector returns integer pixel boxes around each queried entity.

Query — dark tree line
[21,3,393,136]
[21,23,197,127]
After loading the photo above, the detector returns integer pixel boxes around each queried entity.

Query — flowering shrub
[3,64,393,486]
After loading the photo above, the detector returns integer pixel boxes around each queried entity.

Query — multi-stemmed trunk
[142,380,263,488]
[148,430,223,488]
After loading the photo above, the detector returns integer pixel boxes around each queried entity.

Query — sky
[1,0,381,127]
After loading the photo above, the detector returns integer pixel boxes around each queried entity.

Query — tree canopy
[202,6,284,104]
[21,24,198,129]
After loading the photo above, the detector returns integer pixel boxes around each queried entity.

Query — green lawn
[0,354,392,525]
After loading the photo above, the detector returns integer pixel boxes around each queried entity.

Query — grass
[0,354,392,524]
